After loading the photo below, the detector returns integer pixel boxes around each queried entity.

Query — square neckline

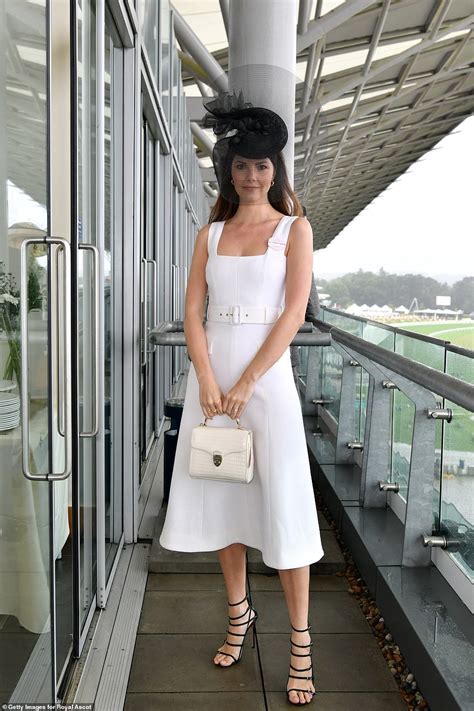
[215,215,287,258]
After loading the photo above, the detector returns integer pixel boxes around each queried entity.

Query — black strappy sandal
[286,622,316,705]
[214,592,258,666]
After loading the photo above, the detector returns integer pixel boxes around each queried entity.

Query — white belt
[207,303,283,325]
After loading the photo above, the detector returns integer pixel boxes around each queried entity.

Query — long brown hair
[208,150,303,223]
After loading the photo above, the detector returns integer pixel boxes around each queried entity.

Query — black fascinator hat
[202,89,288,198]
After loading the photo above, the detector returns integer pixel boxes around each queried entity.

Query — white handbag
[189,417,254,483]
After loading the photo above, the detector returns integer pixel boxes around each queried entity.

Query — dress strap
[267,215,299,254]
[208,221,224,256]
[207,221,219,256]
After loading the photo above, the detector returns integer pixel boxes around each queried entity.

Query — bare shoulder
[286,216,313,256]
[194,223,212,256]
[196,223,211,240]
[291,216,312,232]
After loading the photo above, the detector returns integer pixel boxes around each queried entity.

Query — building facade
[0,0,204,701]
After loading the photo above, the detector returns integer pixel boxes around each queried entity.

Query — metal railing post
[333,343,394,507]
[303,340,322,416]
[343,345,438,566]
[331,346,360,465]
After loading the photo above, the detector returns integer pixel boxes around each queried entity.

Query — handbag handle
[200,416,244,428]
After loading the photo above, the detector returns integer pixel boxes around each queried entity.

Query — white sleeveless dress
[159,215,324,570]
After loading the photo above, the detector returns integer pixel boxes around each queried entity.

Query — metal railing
[150,313,474,587]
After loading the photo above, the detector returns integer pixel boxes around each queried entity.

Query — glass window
[178,68,183,163]
[0,0,52,701]
[137,0,158,83]
[171,34,179,147]
[160,0,171,123]
[439,351,474,581]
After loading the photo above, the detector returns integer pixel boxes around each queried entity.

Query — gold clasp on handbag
[213,452,223,466]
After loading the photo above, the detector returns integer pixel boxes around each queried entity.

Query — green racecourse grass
[358,319,474,455]
[394,319,474,350]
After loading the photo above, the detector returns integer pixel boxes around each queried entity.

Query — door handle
[20,236,72,481]
[141,257,148,367]
[144,258,157,354]
[171,263,177,321]
[78,244,100,437]
[51,243,64,438]
[171,263,178,379]
[141,258,158,365]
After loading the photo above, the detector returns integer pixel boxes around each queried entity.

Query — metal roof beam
[299,15,474,121]
[315,85,473,154]
[303,62,471,153]
[297,0,313,36]
[172,4,228,93]
[297,0,378,53]
[190,120,214,156]
[219,0,230,40]
[311,0,391,204]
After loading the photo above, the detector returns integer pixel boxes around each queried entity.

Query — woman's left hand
[222,377,256,420]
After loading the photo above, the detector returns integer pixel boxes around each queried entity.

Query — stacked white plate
[0,381,20,431]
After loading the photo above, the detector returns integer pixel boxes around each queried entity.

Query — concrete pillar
[228,0,297,186]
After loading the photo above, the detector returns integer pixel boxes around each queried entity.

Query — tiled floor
[125,520,406,710]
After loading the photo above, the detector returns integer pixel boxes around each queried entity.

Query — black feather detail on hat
[202,88,253,136]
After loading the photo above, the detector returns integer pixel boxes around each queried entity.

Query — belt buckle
[230,305,241,324]
[264,306,274,323]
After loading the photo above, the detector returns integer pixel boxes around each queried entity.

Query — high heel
[214,592,258,666]
[286,622,315,705]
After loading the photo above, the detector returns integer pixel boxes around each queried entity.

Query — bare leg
[213,543,256,666]
[279,566,315,704]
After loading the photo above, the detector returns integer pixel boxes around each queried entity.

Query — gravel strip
[315,492,430,710]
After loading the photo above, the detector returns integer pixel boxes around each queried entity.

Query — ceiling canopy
[176,0,474,248]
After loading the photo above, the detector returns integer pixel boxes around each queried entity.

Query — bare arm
[183,224,214,382]
[240,217,314,384]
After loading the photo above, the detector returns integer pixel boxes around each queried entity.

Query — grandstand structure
[1,2,473,709]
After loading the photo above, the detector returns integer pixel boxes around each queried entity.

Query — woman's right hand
[198,374,224,419]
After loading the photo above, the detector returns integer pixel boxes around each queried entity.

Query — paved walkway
[124,509,406,710]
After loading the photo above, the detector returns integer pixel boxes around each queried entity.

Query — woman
[159,89,324,705]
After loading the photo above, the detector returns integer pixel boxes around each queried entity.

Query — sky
[314,115,474,285]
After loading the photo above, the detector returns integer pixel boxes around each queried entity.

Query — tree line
[318,268,474,313]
